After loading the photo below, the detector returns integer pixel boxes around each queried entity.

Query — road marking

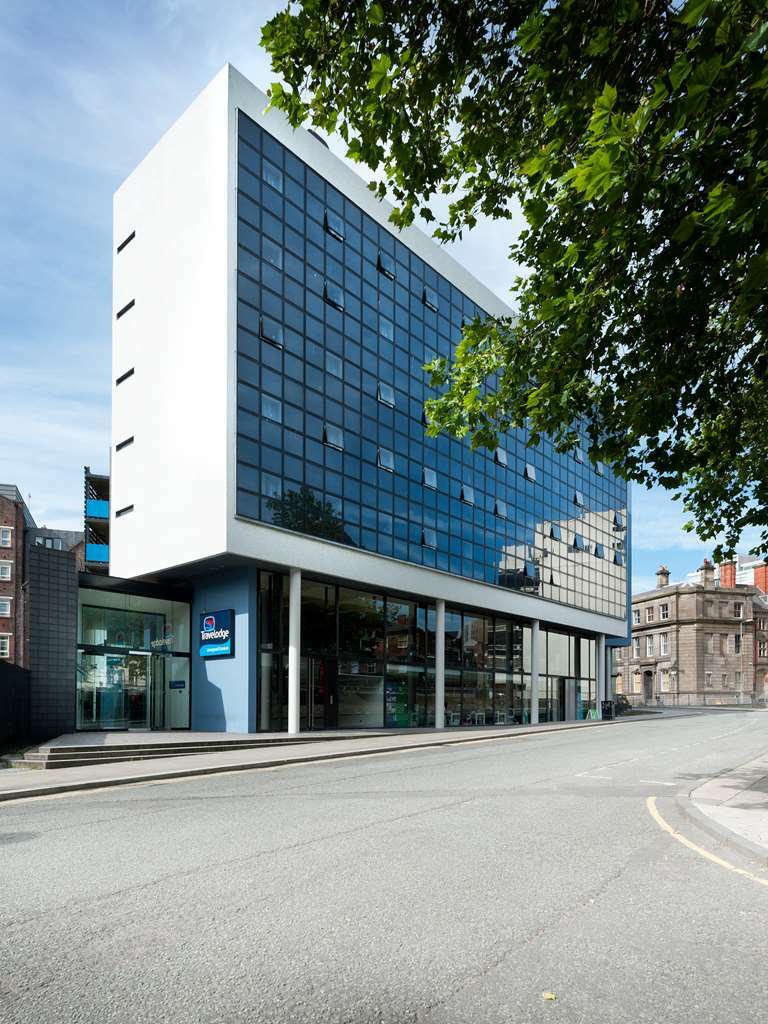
[646,796,768,888]
[639,780,676,786]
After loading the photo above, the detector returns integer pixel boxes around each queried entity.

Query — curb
[675,791,768,869]
[0,713,676,804]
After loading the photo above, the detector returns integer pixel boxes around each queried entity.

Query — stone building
[615,560,768,705]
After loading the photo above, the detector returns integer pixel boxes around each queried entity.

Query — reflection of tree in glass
[267,485,353,545]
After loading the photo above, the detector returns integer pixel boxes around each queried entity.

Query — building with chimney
[615,559,768,705]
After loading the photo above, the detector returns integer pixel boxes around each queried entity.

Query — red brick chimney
[755,564,768,594]
[719,561,736,588]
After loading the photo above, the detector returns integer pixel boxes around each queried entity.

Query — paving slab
[0,714,666,803]
[687,752,768,861]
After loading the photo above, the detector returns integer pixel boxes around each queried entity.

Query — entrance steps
[6,733,361,771]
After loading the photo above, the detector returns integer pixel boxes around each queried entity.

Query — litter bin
[601,699,614,720]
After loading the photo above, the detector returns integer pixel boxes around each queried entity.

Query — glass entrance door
[125,653,150,728]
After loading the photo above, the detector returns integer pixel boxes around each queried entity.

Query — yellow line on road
[646,796,768,889]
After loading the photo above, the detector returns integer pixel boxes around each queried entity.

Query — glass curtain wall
[256,570,596,728]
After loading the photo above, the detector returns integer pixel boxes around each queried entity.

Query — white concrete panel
[228,516,626,639]
[110,66,232,578]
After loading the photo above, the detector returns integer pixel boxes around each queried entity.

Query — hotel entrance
[76,585,191,731]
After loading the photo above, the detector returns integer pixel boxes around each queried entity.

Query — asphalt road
[2,710,768,1024]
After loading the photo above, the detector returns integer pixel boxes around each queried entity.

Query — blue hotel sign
[199,610,235,658]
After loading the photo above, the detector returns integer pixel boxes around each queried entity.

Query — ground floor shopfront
[70,566,616,734]
[189,566,614,735]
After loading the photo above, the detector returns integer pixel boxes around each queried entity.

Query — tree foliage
[262,0,768,558]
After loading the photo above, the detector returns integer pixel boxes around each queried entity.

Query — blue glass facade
[234,111,628,620]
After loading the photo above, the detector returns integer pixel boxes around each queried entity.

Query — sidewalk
[0,715,661,804]
[681,753,768,866]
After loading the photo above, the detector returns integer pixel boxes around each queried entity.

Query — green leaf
[678,0,713,27]
[369,2,385,26]
[368,52,392,92]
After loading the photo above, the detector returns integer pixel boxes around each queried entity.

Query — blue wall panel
[191,569,257,733]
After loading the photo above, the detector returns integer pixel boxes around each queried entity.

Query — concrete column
[530,619,540,725]
[596,633,606,718]
[435,599,445,729]
[287,568,301,735]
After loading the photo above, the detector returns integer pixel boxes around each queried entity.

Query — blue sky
[0,0,752,593]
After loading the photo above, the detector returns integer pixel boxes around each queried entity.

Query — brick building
[616,560,768,705]
[0,484,35,666]
[0,483,84,669]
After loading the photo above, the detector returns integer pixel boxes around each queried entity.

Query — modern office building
[95,64,629,736]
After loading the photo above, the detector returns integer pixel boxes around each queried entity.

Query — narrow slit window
[115,504,134,518]
[116,230,135,254]
[115,436,134,452]
[378,447,395,472]
[115,367,134,386]
[377,382,395,407]
[115,299,135,320]
[423,467,437,489]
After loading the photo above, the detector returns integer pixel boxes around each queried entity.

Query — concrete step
[21,735,343,769]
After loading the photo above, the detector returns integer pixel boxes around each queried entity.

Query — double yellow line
[646,795,768,889]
